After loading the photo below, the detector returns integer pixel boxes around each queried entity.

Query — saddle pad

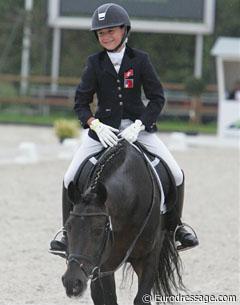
[73,141,177,214]
[73,149,105,192]
[142,152,166,213]
[133,142,177,214]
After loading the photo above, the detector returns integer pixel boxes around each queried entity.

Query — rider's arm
[140,53,165,132]
[87,117,95,127]
[74,56,97,129]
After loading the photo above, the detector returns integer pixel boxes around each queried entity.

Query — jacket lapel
[99,45,136,79]
[118,45,135,77]
[99,51,117,78]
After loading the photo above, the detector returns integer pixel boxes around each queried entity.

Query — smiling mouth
[103,40,114,44]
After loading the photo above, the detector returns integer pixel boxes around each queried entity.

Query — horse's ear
[68,182,81,204]
[92,182,107,205]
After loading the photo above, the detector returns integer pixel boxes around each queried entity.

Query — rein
[67,211,113,281]
[98,156,157,279]
[67,144,158,282]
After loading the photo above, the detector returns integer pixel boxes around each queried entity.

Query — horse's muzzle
[62,272,87,297]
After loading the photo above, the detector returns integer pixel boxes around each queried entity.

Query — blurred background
[0,0,239,137]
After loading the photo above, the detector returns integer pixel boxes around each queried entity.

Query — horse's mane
[90,139,128,189]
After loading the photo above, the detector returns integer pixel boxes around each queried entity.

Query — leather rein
[67,150,157,282]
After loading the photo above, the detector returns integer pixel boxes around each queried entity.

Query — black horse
[62,139,184,305]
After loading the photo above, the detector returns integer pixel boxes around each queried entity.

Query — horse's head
[62,182,113,297]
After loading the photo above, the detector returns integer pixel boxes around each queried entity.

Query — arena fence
[0,74,218,122]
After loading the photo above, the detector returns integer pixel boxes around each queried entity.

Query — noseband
[66,144,158,282]
[67,159,157,283]
[67,211,113,281]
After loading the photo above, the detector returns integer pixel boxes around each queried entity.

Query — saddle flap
[133,142,177,213]
[73,150,105,193]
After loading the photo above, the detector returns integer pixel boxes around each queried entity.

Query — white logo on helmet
[98,12,106,21]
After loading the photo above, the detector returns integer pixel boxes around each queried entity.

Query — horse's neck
[91,141,129,187]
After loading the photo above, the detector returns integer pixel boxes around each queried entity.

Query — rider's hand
[119,120,145,143]
[90,119,119,148]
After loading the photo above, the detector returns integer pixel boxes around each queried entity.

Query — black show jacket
[74,45,165,141]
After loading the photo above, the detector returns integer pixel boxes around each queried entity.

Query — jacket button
[119,102,123,106]
[118,94,122,98]
[117,86,122,90]
[117,79,121,83]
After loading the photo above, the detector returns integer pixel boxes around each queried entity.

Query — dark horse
[62,139,184,305]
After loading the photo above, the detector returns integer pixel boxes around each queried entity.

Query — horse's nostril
[71,279,83,296]
[75,279,83,290]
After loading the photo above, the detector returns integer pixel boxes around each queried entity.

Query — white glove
[90,119,119,148]
[119,120,145,143]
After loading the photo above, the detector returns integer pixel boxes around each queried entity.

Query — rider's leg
[165,171,199,250]
[137,131,199,250]
[49,132,103,256]
[137,131,183,185]
[49,183,71,253]
[63,131,104,189]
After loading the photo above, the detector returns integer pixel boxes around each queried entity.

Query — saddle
[72,142,177,214]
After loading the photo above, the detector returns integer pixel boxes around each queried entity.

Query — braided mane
[90,140,127,189]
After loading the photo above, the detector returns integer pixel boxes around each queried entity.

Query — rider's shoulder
[127,46,150,63]
[87,51,103,63]
[86,47,150,65]
[130,47,148,57]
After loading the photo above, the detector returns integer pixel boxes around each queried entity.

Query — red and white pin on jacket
[124,68,134,89]
[124,68,134,78]
[124,79,134,88]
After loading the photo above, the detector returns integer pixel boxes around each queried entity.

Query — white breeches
[63,120,183,188]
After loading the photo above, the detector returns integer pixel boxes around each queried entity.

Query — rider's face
[97,26,125,51]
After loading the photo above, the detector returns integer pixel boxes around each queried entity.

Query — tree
[0,0,239,84]
[0,0,23,74]
[185,77,206,124]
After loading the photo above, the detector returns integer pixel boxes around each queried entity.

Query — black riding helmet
[91,3,131,52]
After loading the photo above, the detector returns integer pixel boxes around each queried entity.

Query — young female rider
[50,3,198,256]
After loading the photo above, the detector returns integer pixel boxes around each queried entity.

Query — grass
[0,111,217,134]
[0,112,74,126]
[157,119,217,134]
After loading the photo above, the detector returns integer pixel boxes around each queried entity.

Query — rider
[50,3,199,256]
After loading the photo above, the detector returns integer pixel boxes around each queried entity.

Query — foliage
[0,82,18,97]
[53,119,80,142]
[0,0,24,74]
[130,33,195,82]
[185,77,206,97]
[229,120,240,129]
[0,0,239,83]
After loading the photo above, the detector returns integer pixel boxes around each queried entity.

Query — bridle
[67,175,156,283]
[67,211,113,281]
[66,143,158,283]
